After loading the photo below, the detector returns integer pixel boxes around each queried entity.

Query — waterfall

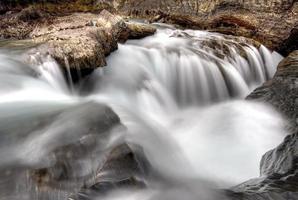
[85,27,285,186]
[90,28,283,110]
[0,26,286,200]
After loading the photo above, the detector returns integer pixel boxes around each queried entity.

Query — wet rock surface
[0,2,297,200]
[72,143,148,200]
[247,51,298,130]
[227,51,298,199]
[115,0,297,56]
[25,102,124,199]
[0,102,125,199]
[228,129,298,199]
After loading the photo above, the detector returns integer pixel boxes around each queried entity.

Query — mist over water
[0,27,287,199]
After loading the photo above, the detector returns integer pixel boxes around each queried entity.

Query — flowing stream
[0,26,287,200]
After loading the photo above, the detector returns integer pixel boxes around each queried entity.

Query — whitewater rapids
[0,26,287,200]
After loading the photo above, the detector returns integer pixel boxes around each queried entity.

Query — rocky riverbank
[221,51,298,199]
[0,8,156,81]
[115,0,297,56]
[1,1,297,56]
[0,1,298,200]
[0,0,296,75]
[247,51,298,131]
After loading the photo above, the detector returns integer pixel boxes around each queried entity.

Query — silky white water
[0,27,286,200]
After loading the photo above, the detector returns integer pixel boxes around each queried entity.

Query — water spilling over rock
[93,27,283,107]
[0,26,288,200]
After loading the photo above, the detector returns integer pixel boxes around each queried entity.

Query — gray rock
[247,50,298,131]
[228,51,298,199]
[72,143,149,200]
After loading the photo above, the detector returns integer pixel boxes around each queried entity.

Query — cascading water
[0,26,287,200]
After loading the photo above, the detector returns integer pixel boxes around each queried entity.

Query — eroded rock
[115,0,298,56]
[29,102,124,195]
[247,50,298,130]
[72,143,148,199]
[0,10,156,81]
[227,51,298,199]
[125,22,156,39]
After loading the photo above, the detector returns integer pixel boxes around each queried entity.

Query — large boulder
[28,102,124,198]
[0,9,156,81]
[226,51,298,199]
[0,102,126,199]
[228,130,298,200]
[247,50,298,131]
[26,11,125,81]
[72,143,149,199]
[114,0,298,56]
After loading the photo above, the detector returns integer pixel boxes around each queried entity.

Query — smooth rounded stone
[0,102,125,199]
[125,22,156,39]
[71,143,149,200]
[23,102,127,200]
[30,102,123,187]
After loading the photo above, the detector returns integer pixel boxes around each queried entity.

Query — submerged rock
[0,101,126,199]
[29,102,125,197]
[72,143,148,199]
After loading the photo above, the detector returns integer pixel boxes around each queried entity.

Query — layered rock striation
[115,0,297,56]
[0,9,156,81]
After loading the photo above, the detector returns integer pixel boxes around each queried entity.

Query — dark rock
[228,130,298,200]
[247,50,298,131]
[227,51,298,199]
[278,27,298,57]
[30,102,124,194]
[16,6,45,22]
[71,143,148,199]
[0,102,125,199]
